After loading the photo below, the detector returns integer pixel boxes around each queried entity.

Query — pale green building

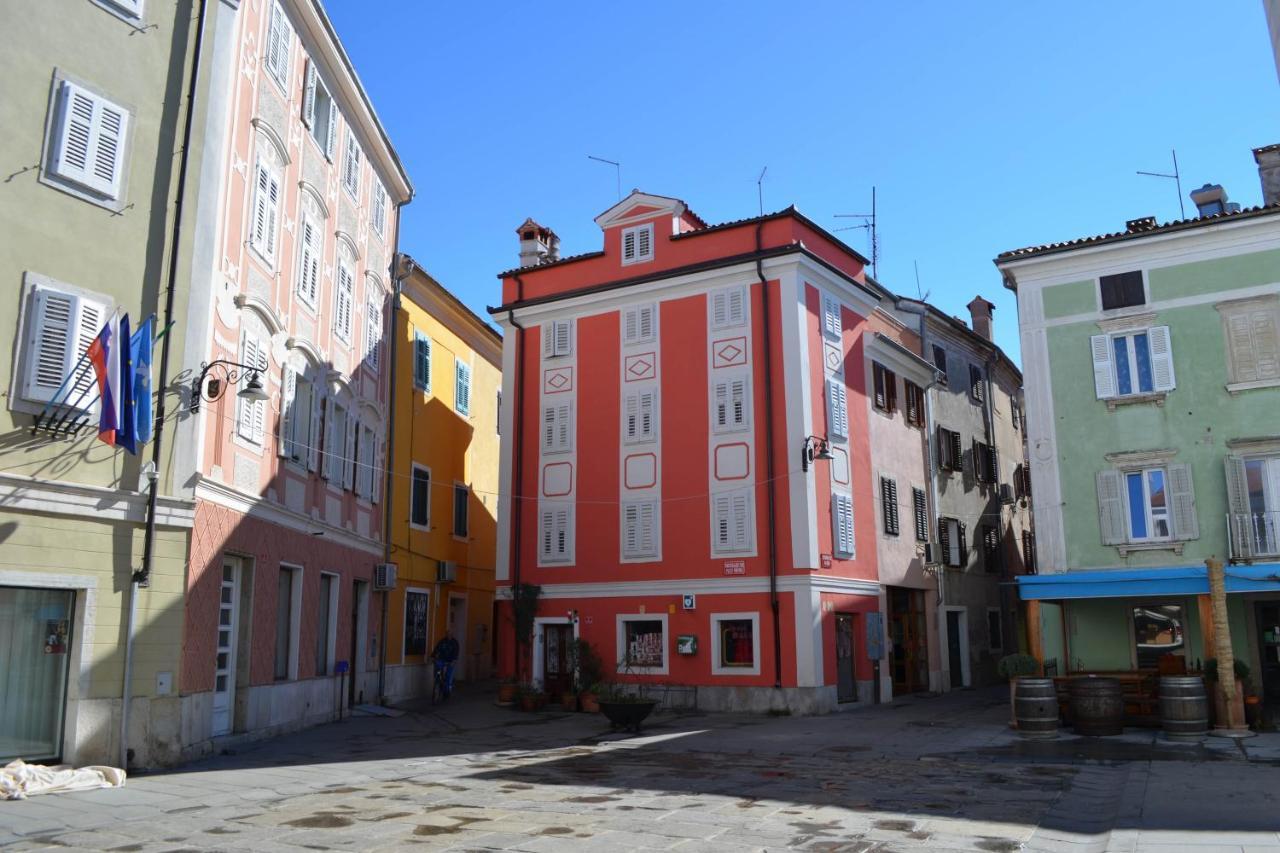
[997,153,1280,724]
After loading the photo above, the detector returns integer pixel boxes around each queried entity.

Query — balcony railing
[1228,511,1280,560]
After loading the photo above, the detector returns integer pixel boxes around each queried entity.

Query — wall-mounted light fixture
[800,435,834,473]
[189,359,268,414]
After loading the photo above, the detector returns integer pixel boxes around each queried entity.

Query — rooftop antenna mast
[834,185,878,279]
[1137,149,1185,220]
[757,166,768,216]
[587,155,622,201]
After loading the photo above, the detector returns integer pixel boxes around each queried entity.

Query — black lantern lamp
[801,435,834,472]
[189,359,269,414]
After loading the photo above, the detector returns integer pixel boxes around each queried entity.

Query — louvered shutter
[365,297,381,370]
[912,488,928,541]
[279,366,297,458]
[622,230,636,261]
[555,321,571,356]
[832,493,854,557]
[266,3,288,83]
[1091,334,1116,399]
[880,477,899,535]
[712,381,729,431]
[414,332,431,390]
[712,494,731,551]
[455,360,471,415]
[823,294,842,340]
[1251,309,1280,380]
[639,390,655,439]
[325,100,337,159]
[556,403,571,451]
[731,377,748,429]
[623,308,638,342]
[950,430,963,472]
[957,522,968,565]
[728,288,744,326]
[938,518,952,565]
[886,369,897,413]
[342,411,356,490]
[1147,325,1176,392]
[637,226,651,259]
[638,502,655,556]
[237,335,263,441]
[1225,456,1253,558]
[371,182,387,235]
[873,364,886,409]
[1166,462,1199,541]
[302,60,317,127]
[540,508,554,559]
[51,81,129,200]
[335,263,353,340]
[1095,469,1127,545]
[22,288,76,403]
[827,380,848,440]
[711,292,728,328]
[298,219,319,304]
[343,133,360,194]
[321,399,335,479]
[371,437,384,504]
[731,492,750,551]
[624,392,639,441]
[638,305,654,341]
[307,388,322,471]
[623,503,639,555]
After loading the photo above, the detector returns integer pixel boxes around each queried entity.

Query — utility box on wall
[676,634,698,655]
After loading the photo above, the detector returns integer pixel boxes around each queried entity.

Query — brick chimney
[967,295,995,341]
[516,218,560,268]
[1253,145,1280,206]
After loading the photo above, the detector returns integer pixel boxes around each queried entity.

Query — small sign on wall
[723,560,746,575]
[865,613,885,660]
[682,594,696,610]
[677,635,698,655]
[820,554,832,569]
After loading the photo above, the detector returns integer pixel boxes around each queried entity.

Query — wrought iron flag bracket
[189,358,267,414]
[800,435,834,473]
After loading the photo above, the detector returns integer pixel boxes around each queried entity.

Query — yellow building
[382,262,501,700]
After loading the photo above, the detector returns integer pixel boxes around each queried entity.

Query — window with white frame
[622,500,658,559]
[364,293,382,370]
[618,616,666,671]
[410,464,430,527]
[539,504,572,563]
[712,613,760,675]
[370,180,387,237]
[1218,296,1280,387]
[334,250,354,342]
[623,304,656,344]
[453,483,470,538]
[454,358,471,416]
[712,491,753,555]
[712,375,749,433]
[827,378,848,440]
[543,320,572,358]
[623,388,656,444]
[264,2,291,88]
[413,331,431,391]
[822,293,842,340]
[278,366,317,466]
[355,423,375,499]
[100,0,143,20]
[831,492,855,557]
[621,224,654,264]
[1091,326,1175,399]
[273,565,301,681]
[302,60,337,159]
[542,402,573,453]
[236,333,268,444]
[1096,462,1198,546]
[46,79,130,201]
[17,279,108,407]
[1227,454,1280,557]
[322,400,347,481]
[248,157,281,264]
[315,572,337,676]
[711,287,746,329]
[295,214,321,307]
[342,130,361,197]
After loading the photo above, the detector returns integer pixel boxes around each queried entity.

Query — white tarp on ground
[1,760,126,800]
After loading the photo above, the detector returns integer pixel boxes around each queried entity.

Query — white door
[212,557,240,736]
[448,594,467,679]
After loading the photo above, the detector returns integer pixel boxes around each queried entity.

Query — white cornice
[194,476,382,555]
[0,472,194,528]
[865,334,937,384]
[494,573,880,600]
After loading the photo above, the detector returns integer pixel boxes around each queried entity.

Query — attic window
[622,224,654,265]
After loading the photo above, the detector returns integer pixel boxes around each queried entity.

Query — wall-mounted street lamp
[189,359,269,414]
[800,435,834,473]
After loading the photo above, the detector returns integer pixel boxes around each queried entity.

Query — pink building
[172,0,411,754]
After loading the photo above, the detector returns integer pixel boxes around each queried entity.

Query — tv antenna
[1137,149,1185,220]
[587,155,622,201]
[757,166,768,216]
[835,185,878,279]
[914,260,930,301]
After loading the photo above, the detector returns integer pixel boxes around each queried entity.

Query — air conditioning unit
[999,483,1015,505]
[436,560,457,583]
[372,562,397,591]
[923,542,940,566]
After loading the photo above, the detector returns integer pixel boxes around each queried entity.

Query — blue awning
[1017,563,1280,601]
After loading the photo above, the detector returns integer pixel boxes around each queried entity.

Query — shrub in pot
[573,639,605,713]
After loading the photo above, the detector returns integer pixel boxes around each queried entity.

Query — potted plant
[1205,658,1250,729]
[560,690,578,712]
[572,639,604,713]
[596,658,659,732]
[516,683,544,712]
[510,583,542,692]
[998,653,1041,729]
[580,682,603,714]
[497,677,518,705]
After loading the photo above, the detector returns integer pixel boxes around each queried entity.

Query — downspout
[507,273,527,681]
[379,248,413,704]
[753,222,783,690]
[122,0,210,770]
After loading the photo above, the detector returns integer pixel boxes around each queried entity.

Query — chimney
[1253,144,1280,206]
[1189,183,1240,218]
[967,295,995,341]
[516,218,560,268]
[1126,216,1157,233]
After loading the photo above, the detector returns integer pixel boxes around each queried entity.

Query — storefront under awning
[1017,563,1280,600]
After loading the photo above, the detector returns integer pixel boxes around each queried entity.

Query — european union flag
[131,315,154,446]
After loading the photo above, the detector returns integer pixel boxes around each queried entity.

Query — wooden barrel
[1071,677,1123,736]
[1014,678,1059,739]
[1160,676,1208,741]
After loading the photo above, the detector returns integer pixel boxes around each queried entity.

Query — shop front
[0,586,76,763]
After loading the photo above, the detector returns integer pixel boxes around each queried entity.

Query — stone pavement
[2,685,1279,852]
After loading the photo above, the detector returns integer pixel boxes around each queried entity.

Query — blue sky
[327,1,1279,361]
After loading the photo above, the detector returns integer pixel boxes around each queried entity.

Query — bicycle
[431,658,454,704]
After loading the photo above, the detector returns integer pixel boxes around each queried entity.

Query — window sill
[1116,540,1184,557]
[1226,379,1280,395]
[1104,392,1166,412]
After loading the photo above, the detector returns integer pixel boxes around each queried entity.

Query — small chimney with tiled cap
[1253,144,1280,206]
[1189,183,1240,218]
[967,295,995,341]
[516,218,560,267]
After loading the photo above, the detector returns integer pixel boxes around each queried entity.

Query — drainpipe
[752,222,783,691]
[122,0,210,770]
[507,273,527,682]
[378,249,413,704]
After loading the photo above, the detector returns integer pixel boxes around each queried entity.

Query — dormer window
[622,224,654,265]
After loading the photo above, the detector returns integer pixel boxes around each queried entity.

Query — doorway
[944,607,970,689]
[447,593,467,680]
[1256,601,1280,728]
[541,623,573,698]
[349,580,369,706]
[0,586,76,762]
[835,613,857,703]
[888,587,929,694]
[212,557,241,736]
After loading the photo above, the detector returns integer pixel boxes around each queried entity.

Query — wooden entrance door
[835,613,857,703]
[888,587,928,694]
[542,623,573,698]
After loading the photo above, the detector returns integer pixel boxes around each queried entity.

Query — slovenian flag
[86,314,121,447]
[130,316,154,446]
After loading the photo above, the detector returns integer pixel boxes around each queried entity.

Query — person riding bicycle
[431,630,460,698]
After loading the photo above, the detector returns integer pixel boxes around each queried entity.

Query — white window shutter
[302,60,317,127]
[823,294,842,340]
[832,493,854,557]
[637,226,651,258]
[557,403,571,451]
[342,411,356,490]
[266,3,288,83]
[555,320,571,356]
[731,492,750,551]
[335,263,353,339]
[455,360,471,415]
[22,288,76,403]
[366,297,381,370]
[1225,456,1253,558]
[51,81,129,200]
[1251,308,1280,380]
[638,305,654,341]
[1148,325,1176,391]
[827,380,848,440]
[321,399,335,479]
[298,219,319,304]
[639,502,656,555]
[711,292,727,328]
[308,389,322,471]
[542,324,554,358]
[1167,462,1198,541]
[728,288,744,326]
[1090,334,1115,399]
[325,100,337,159]
[279,366,296,458]
[623,230,636,261]
[1095,469,1127,545]
[624,392,639,441]
[639,390,655,439]
[371,437,384,504]
[623,503,639,555]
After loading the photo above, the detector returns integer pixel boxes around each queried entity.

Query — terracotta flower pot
[561,692,579,712]
[579,691,599,713]
[518,692,539,712]
[497,682,517,704]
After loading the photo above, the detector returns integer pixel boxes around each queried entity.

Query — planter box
[598,700,657,733]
